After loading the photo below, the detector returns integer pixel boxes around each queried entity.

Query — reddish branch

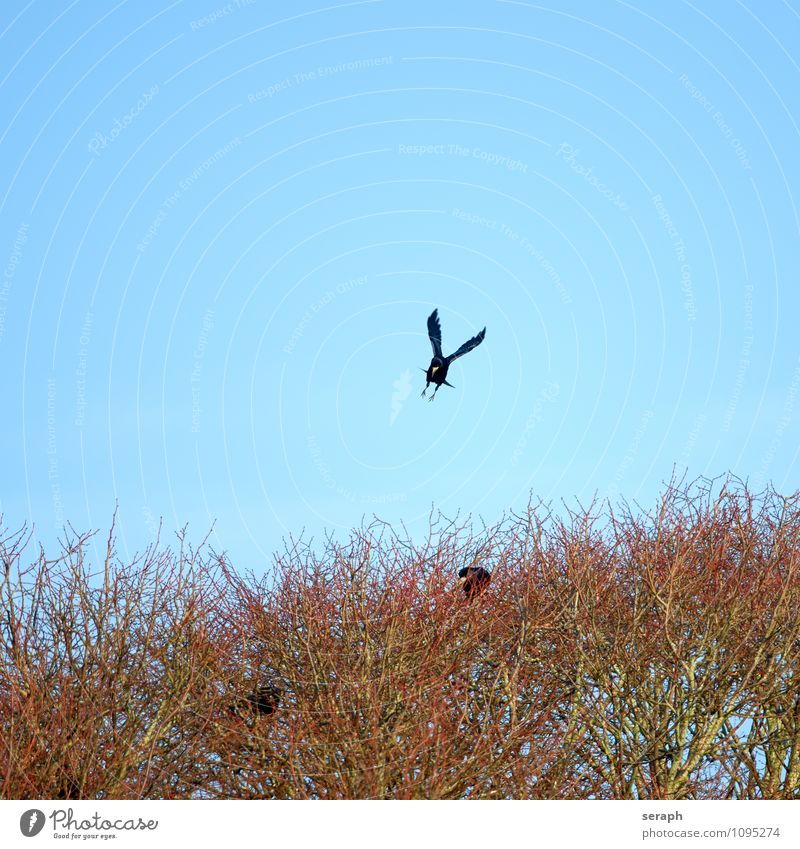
[2,478,800,799]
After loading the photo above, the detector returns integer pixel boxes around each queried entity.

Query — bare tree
[2,478,800,799]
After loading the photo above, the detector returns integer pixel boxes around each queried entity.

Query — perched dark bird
[458,566,492,600]
[421,308,486,401]
[246,684,281,717]
[230,684,281,721]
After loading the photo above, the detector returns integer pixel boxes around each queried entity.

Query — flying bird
[458,566,492,600]
[421,308,486,400]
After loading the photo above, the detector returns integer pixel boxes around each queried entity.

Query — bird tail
[444,379,454,388]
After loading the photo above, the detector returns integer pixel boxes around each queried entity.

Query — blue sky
[1,0,799,569]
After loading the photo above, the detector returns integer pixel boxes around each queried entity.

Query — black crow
[458,566,492,600]
[421,308,486,401]
[230,684,281,721]
[246,684,281,717]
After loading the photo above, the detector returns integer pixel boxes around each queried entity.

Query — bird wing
[446,327,486,363]
[427,309,443,358]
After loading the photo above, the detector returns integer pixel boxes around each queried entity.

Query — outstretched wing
[446,326,486,363]
[427,309,443,358]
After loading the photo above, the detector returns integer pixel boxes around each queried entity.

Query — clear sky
[1,0,799,569]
